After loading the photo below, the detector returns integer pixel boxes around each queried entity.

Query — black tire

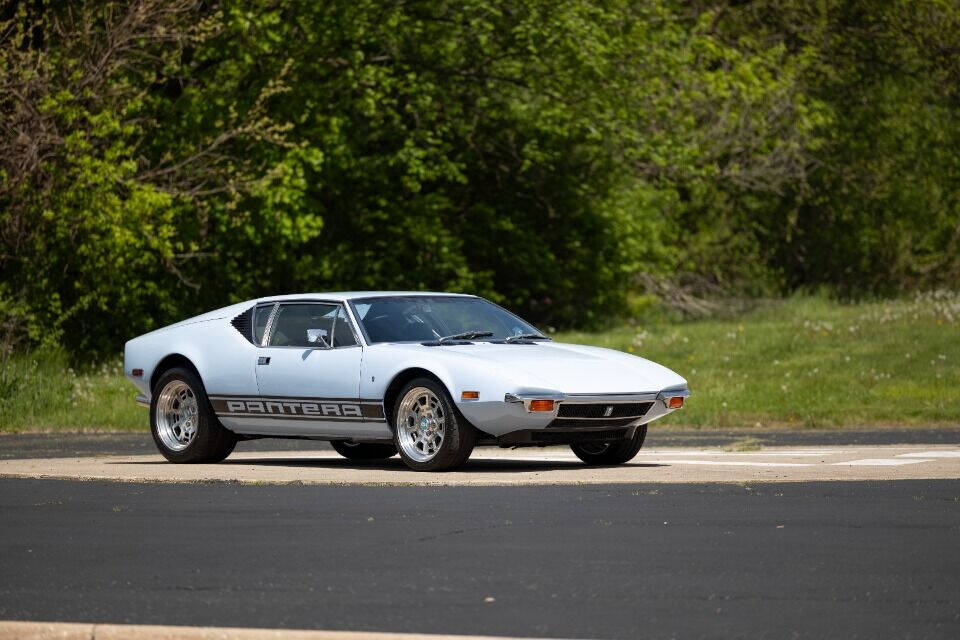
[150,367,237,463]
[392,377,475,471]
[330,440,397,460]
[570,425,647,465]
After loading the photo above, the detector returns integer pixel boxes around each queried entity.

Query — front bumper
[458,386,690,437]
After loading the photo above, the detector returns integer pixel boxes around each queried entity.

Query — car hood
[409,341,687,394]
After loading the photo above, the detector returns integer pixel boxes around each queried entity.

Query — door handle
[257,356,271,365]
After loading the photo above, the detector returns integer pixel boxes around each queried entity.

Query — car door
[250,301,383,438]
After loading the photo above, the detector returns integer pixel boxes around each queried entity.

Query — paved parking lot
[1,476,959,639]
[1,433,958,639]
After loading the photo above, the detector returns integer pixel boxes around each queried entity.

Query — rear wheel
[570,425,647,465]
[330,440,397,460]
[151,367,237,463]
[393,378,475,471]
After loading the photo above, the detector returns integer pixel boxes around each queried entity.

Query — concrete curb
[0,621,563,640]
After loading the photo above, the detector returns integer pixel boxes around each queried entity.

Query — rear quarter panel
[123,308,259,400]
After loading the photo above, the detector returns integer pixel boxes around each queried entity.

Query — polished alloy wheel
[396,386,445,462]
[154,380,199,451]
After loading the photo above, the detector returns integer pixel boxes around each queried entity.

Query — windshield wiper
[437,330,495,344]
[504,333,549,342]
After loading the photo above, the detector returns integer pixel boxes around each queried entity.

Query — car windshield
[350,296,545,344]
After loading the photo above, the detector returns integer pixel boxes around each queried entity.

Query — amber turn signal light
[667,396,684,409]
[461,391,479,401]
[528,399,555,412]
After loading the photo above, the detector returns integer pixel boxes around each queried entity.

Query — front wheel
[393,378,475,471]
[570,425,647,465]
[150,367,237,463]
[330,440,397,460]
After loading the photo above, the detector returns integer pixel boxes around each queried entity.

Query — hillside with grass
[559,295,959,428]
[1,296,956,432]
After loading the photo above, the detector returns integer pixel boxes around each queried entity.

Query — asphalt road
[2,478,958,639]
[3,427,959,459]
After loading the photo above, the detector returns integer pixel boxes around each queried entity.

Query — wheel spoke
[396,386,449,463]
[155,380,201,452]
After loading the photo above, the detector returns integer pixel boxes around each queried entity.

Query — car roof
[157,292,479,334]
[252,291,476,304]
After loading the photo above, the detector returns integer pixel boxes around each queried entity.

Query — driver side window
[268,303,338,348]
[332,307,358,347]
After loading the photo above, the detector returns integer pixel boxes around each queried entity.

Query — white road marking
[474,448,956,469]
[833,458,932,466]
[897,450,960,458]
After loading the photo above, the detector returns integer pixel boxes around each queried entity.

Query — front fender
[359,345,559,436]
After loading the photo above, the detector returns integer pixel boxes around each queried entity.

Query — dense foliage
[1,0,958,356]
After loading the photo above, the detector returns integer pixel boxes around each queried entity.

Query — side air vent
[231,307,255,344]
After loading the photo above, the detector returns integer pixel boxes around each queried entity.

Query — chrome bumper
[656,384,691,407]
[504,389,690,411]
[135,394,150,408]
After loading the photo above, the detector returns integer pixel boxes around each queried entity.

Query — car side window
[254,304,275,345]
[332,307,358,347]
[268,303,338,348]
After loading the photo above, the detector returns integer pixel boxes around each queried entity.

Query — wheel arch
[150,353,204,393]
[382,367,451,430]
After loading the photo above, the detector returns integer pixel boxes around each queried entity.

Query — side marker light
[528,399,555,412]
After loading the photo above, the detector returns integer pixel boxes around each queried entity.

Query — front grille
[557,402,652,419]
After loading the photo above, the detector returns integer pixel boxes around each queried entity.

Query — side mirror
[306,328,331,349]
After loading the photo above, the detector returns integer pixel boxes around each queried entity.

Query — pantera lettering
[224,400,362,417]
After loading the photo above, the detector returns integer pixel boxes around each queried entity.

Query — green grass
[0,294,958,432]
[556,293,960,428]
[0,350,143,432]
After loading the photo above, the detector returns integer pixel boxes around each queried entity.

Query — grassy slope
[557,294,959,428]
[0,352,143,432]
[0,296,957,432]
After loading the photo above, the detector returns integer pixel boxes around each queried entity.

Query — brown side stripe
[209,396,385,421]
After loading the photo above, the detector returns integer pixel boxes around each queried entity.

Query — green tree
[6,0,947,359]
[709,0,960,296]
